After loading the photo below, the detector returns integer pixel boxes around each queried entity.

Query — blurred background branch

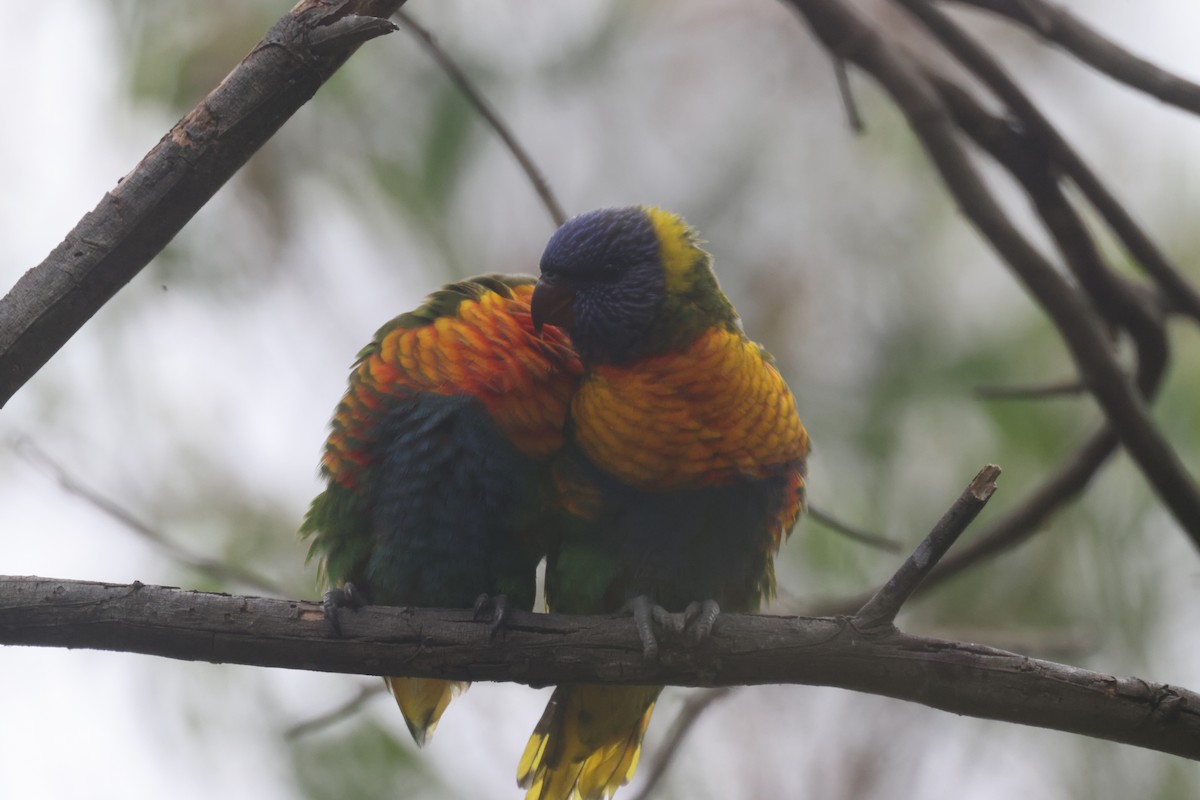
[394,9,567,227]
[807,505,903,553]
[788,0,1200,550]
[12,435,286,596]
[285,682,389,740]
[948,0,1200,117]
[628,688,738,800]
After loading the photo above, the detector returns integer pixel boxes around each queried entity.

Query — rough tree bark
[2,575,1197,760]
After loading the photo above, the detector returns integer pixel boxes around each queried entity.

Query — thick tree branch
[0,0,406,408]
[1,575,1197,760]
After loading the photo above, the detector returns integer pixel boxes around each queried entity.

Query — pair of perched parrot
[301,206,810,800]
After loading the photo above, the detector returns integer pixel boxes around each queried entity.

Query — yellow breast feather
[571,327,809,490]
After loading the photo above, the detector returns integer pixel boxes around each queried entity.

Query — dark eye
[598,261,623,280]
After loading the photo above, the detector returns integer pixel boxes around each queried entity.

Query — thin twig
[816,432,1112,617]
[915,427,1109,584]
[394,10,568,228]
[949,0,1200,117]
[12,436,285,596]
[285,682,387,739]
[854,465,1001,629]
[831,56,866,132]
[808,505,904,553]
[629,688,737,800]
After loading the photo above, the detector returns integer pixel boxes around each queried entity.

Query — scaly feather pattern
[572,327,807,493]
[302,274,580,745]
[521,207,809,800]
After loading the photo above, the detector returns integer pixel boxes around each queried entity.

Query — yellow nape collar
[641,206,707,293]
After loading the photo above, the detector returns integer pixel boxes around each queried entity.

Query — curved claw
[620,595,675,662]
[323,582,366,637]
[680,599,721,645]
[473,593,511,640]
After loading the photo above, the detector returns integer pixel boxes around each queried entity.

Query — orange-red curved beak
[530,277,575,335]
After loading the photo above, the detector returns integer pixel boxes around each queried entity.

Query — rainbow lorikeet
[517,207,810,800]
[301,274,581,745]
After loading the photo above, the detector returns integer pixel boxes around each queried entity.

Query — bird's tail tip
[517,685,658,800]
[384,676,467,747]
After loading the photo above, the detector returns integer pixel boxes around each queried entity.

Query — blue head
[531,207,667,363]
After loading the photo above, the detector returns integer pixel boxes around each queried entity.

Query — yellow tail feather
[518,685,660,800]
[384,676,467,747]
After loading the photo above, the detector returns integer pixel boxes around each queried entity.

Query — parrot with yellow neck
[518,206,810,800]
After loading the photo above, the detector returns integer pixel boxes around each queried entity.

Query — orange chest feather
[570,327,809,490]
[323,290,581,488]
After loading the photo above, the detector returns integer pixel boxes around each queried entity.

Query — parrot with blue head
[518,206,810,800]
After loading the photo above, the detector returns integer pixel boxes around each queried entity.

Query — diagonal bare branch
[285,682,388,739]
[393,10,568,228]
[855,465,1001,629]
[628,688,737,800]
[830,55,867,133]
[12,436,286,596]
[927,66,1170,369]
[0,0,406,408]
